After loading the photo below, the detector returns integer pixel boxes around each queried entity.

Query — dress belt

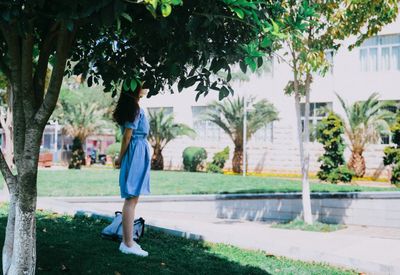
[132,134,147,139]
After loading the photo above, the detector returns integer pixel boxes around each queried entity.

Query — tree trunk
[4,128,40,274]
[7,196,37,275]
[293,72,313,225]
[349,150,366,178]
[151,145,164,170]
[0,21,74,275]
[232,145,243,174]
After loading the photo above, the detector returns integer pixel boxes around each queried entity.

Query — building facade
[139,17,400,178]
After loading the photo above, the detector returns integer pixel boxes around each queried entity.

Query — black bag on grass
[101,211,145,242]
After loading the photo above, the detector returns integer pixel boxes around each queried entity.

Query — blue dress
[119,108,151,198]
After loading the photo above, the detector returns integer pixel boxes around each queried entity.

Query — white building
[140,17,400,178]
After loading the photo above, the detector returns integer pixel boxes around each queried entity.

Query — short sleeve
[124,111,141,130]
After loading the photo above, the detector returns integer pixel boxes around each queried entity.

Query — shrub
[182,147,207,172]
[383,113,400,185]
[206,147,230,173]
[206,163,223,173]
[106,143,121,158]
[316,113,353,183]
[324,166,354,184]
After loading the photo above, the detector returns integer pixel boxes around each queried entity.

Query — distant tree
[316,112,354,183]
[383,113,400,185]
[205,96,278,173]
[273,0,398,224]
[148,109,195,170]
[337,93,394,177]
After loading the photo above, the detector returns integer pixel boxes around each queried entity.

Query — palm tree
[205,96,278,173]
[337,93,394,177]
[148,109,196,170]
[56,101,110,167]
[60,101,109,143]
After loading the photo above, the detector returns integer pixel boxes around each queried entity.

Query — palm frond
[336,92,396,150]
[205,95,278,143]
[148,108,195,149]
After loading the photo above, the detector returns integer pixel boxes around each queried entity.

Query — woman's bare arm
[115,128,133,168]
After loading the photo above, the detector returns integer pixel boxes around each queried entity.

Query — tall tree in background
[148,109,195,170]
[205,96,278,173]
[0,1,283,273]
[273,0,398,224]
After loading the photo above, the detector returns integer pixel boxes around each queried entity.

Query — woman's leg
[122,196,139,247]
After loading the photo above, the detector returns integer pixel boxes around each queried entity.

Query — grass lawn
[271,219,345,232]
[0,205,355,274]
[0,168,397,197]
[16,168,398,196]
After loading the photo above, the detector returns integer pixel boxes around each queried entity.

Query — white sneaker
[119,242,149,257]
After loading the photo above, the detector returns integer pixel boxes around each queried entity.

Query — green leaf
[210,58,226,73]
[130,79,138,91]
[195,83,207,92]
[232,8,244,19]
[145,0,158,9]
[272,20,280,34]
[87,76,93,87]
[184,76,197,88]
[239,61,247,74]
[261,37,272,48]
[146,5,157,18]
[123,80,129,91]
[161,4,172,17]
[170,0,182,5]
[227,70,232,82]
[257,57,263,68]
[218,86,230,100]
[116,18,121,31]
[245,57,257,72]
[121,12,132,22]
[195,92,202,102]
[210,82,219,91]
[178,78,185,92]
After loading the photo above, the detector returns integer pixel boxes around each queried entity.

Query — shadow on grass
[0,211,269,274]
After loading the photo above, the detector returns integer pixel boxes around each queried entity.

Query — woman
[113,85,150,256]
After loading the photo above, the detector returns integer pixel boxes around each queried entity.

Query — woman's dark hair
[113,87,141,126]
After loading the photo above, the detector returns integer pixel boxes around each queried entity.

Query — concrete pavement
[34,196,400,275]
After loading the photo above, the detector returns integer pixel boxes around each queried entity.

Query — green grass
[271,219,345,232]
[0,205,355,274]
[1,169,398,197]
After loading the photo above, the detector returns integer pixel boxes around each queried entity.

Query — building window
[253,122,274,143]
[380,101,400,144]
[359,34,400,72]
[191,106,221,141]
[147,107,173,116]
[300,102,332,142]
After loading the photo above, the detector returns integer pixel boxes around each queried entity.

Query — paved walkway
[35,196,400,275]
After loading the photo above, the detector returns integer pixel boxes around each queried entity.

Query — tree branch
[21,32,36,122]
[0,23,26,168]
[33,21,59,109]
[0,147,16,189]
[34,24,76,128]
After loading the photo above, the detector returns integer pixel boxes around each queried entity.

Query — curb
[49,191,400,204]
